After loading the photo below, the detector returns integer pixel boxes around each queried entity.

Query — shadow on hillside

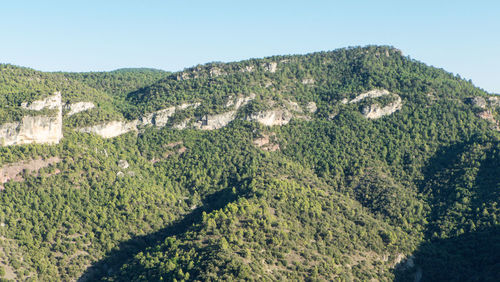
[417,140,472,236]
[78,185,247,281]
[394,137,500,281]
[393,226,500,282]
[417,137,499,237]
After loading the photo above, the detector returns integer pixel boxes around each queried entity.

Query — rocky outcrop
[0,92,63,146]
[0,156,61,190]
[64,102,95,116]
[466,97,487,109]
[477,110,500,131]
[488,96,500,107]
[142,102,200,127]
[194,111,236,130]
[348,89,403,119]
[240,65,254,73]
[306,102,317,113]
[21,92,61,111]
[361,96,402,119]
[141,107,176,127]
[245,109,292,126]
[301,78,315,85]
[349,89,390,103]
[253,133,280,151]
[78,103,201,138]
[262,62,278,73]
[77,120,138,138]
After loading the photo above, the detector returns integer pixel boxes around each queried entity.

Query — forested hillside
[0,46,498,281]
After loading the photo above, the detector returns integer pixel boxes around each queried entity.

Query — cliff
[0,92,63,146]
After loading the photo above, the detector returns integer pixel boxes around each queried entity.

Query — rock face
[361,96,403,119]
[262,62,278,73]
[141,107,176,127]
[0,92,63,146]
[246,109,292,126]
[21,92,61,111]
[306,102,317,113]
[348,89,403,119]
[488,96,500,107]
[302,78,315,85]
[77,120,138,138]
[65,102,95,116]
[194,111,237,130]
[466,97,487,109]
[78,103,201,138]
[349,89,391,103]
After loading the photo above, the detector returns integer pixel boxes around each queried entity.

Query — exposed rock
[65,102,95,116]
[209,67,224,77]
[286,100,302,112]
[118,160,129,169]
[477,110,500,131]
[466,97,487,109]
[241,65,254,73]
[177,102,200,111]
[225,94,255,109]
[301,78,315,85]
[246,109,292,126]
[488,96,500,107]
[341,98,349,104]
[77,120,138,138]
[253,133,280,151]
[65,102,94,116]
[173,118,190,130]
[306,102,317,113]
[262,62,278,73]
[141,106,176,127]
[361,96,402,119]
[0,92,63,146]
[234,94,255,109]
[0,156,61,189]
[194,111,237,130]
[349,89,390,103]
[21,92,61,111]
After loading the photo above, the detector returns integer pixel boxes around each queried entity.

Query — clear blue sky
[1,0,499,93]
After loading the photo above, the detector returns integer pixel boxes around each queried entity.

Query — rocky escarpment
[467,95,500,131]
[349,89,403,119]
[193,95,255,130]
[245,109,293,126]
[141,103,200,127]
[76,94,309,138]
[77,103,200,137]
[0,92,63,146]
[77,120,139,139]
[361,96,403,119]
[175,61,280,81]
[65,102,95,116]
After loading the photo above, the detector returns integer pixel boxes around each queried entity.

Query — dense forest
[0,46,498,281]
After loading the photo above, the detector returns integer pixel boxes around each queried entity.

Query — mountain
[0,46,498,281]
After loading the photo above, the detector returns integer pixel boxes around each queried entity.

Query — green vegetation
[0,46,498,281]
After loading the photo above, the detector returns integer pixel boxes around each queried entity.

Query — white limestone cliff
[349,89,391,104]
[361,96,403,119]
[245,109,292,126]
[65,102,95,116]
[77,120,139,139]
[0,92,63,146]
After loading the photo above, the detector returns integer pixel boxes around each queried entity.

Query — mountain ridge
[0,45,498,281]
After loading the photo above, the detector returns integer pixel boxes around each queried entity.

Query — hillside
[0,46,498,281]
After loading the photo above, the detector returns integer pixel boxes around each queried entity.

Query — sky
[0,0,499,93]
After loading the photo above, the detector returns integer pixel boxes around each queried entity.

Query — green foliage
[0,46,498,280]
